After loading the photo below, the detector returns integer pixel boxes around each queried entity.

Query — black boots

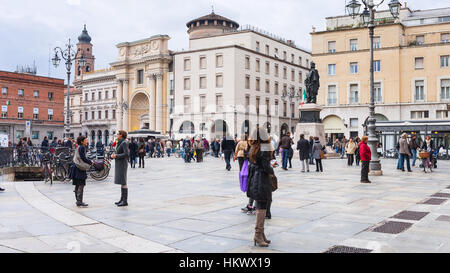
[116,188,128,207]
[0,187,5,192]
[76,186,88,207]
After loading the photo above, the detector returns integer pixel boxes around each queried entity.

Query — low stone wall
[0,167,43,182]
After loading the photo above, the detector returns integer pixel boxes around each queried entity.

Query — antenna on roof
[211,0,215,13]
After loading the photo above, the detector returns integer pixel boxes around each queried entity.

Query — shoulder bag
[269,174,278,192]
[73,147,91,171]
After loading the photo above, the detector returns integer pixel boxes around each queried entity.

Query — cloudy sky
[0,0,448,81]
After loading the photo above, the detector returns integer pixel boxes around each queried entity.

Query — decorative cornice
[110,54,173,67]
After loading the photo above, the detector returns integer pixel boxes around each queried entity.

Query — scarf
[116,138,124,153]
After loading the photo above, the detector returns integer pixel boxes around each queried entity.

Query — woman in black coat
[70,136,93,207]
[247,127,276,247]
[129,137,138,168]
[111,130,130,207]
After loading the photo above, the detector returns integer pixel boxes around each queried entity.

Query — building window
[32,131,39,140]
[266,99,270,116]
[33,111,39,120]
[350,62,359,74]
[199,56,207,69]
[350,84,359,104]
[91,111,94,120]
[86,66,90,72]
[416,35,425,45]
[1,87,8,95]
[216,94,223,113]
[18,107,23,119]
[256,59,260,72]
[373,60,381,72]
[373,36,381,49]
[265,45,270,55]
[256,41,260,52]
[437,110,449,119]
[85,112,88,121]
[328,64,336,75]
[91,92,95,100]
[374,82,382,103]
[48,92,54,101]
[283,67,287,79]
[245,56,250,70]
[256,97,260,115]
[265,62,270,75]
[216,54,223,67]
[1,109,6,118]
[274,64,279,77]
[256,78,261,91]
[442,33,449,43]
[16,130,24,140]
[441,55,449,68]
[112,110,116,119]
[184,96,191,113]
[275,82,279,95]
[98,91,102,100]
[184,77,191,90]
[199,76,207,89]
[415,57,424,69]
[200,95,206,112]
[105,110,108,119]
[411,111,429,119]
[283,84,287,95]
[283,102,287,117]
[275,100,279,116]
[84,93,88,101]
[98,111,102,120]
[245,75,250,89]
[415,80,425,101]
[137,69,144,84]
[441,79,450,100]
[105,90,109,99]
[18,89,24,96]
[274,48,279,57]
[327,85,337,105]
[283,51,287,61]
[291,103,295,118]
[299,57,302,66]
[265,80,270,93]
[291,69,295,81]
[328,41,336,53]
[299,72,302,83]
[291,54,295,63]
[184,58,191,71]
[350,39,358,51]
[216,74,223,88]
[306,59,309,68]
[245,95,250,113]
[48,114,53,121]
[33,90,39,98]
[47,131,54,139]
[350,118,359,128]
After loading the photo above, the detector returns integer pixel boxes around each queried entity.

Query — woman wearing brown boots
[70,136,93,208]
[247,127,275,247]
[111,130,130,207]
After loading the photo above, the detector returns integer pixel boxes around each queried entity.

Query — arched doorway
[323,115,345,141]
[263,122,271,134]
[130,92,150,131]
[98,130,103,143]
[280,123,289,137]
[211,120,228,139]
[91,130,95,143]
[179,121,195,134]
[105,130,109,146]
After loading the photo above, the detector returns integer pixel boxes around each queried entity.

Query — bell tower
[75,24,95,80]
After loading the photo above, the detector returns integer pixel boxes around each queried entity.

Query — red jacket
[359,142,371,162]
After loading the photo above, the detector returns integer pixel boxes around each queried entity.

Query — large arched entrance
[130,92,150,131]
[211,120,228,139]
[105,130,109,146]
[179,121,195,134]
[323,115,345,141]
[97,130,102,143]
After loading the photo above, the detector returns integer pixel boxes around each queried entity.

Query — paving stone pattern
[1,158,450,253]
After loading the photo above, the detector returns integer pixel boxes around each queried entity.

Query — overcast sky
[1,0,449,81]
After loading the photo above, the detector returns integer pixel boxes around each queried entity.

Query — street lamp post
[281,87,302,134]
[52,39,86,139]
[346,0,402,175]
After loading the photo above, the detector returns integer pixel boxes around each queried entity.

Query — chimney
[404,2,407,8]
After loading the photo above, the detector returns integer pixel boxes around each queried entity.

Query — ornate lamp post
[52,39,86,138]
[346,0,402,175]
[281,87,302,134]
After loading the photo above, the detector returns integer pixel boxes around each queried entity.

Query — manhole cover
[431,193,450,198]
[436,215,450,222]
[324,246,372,253]
[372,221,413,234]
[421,198,447,205]
[391,211,429,221]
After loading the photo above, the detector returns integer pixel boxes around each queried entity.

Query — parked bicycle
[41,152,54,185]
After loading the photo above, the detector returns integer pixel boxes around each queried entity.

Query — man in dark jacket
[183,137,192,163]
[41,136,49,153]
[221,135,236,171]
[297,134,310,172]
[409,134,419,166]
[280,132,293,170]
[309,136,315,165]
[50,137,58,148]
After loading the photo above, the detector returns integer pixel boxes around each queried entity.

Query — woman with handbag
[247,127,276,247]
[70,136,93,207]
[236,135,255,214]
[111,130,130,207]
[138,137,146,168]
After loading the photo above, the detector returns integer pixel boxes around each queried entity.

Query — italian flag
[300,89,307,108]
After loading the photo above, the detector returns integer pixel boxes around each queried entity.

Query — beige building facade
[312,7,450,152]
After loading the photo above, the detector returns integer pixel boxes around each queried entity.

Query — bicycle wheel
[90,164,110,181]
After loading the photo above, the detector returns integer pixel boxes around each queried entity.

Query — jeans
[411,149,417,166]
[335,147,340,154]
[399,153,411,171]
[341,148,345,157]
[167,149,171,157]
[361,161,370,181]
[309,152,314,164]
[224,151,232,170]
[139,154,145,168]
[281,149,289,169]
[347,154,354,166]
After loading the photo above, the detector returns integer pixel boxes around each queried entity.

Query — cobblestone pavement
[1,156,450,253]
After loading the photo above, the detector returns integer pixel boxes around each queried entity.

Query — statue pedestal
[294,104,326,145]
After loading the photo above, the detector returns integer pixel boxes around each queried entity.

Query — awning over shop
[323,115,345,134]
[376,121,450,132]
